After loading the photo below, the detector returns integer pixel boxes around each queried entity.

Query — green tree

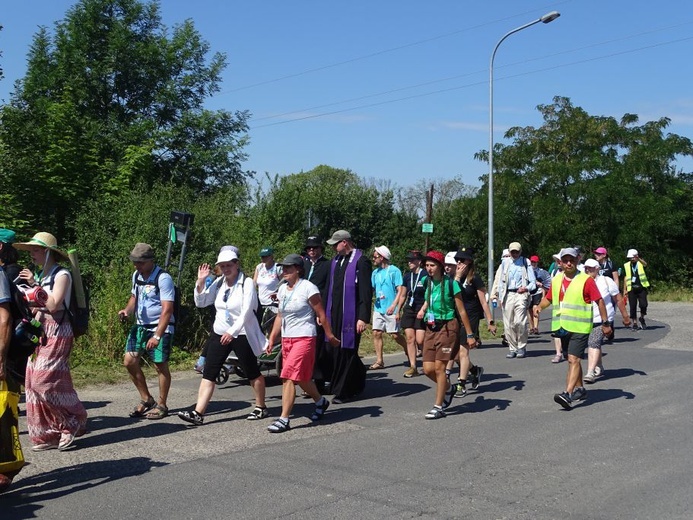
[0,0,250,238]
[475,96,693,282]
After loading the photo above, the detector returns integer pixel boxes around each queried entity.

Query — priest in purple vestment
[324,230,372,404]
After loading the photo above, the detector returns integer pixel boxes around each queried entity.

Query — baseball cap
[584,258,600,269]
[216,249,239,264]
[530,255,540,263]
[326,230,352,245]
[444,251,457,265]
[129,243,155,262]
[508,242,522,252]
[594,247,608,255]
[627,248,638,259]
[455,247,473,261]
[0,228,16,244]
[559,247,579,259]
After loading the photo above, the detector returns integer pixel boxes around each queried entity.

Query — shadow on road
[2,457,167,518]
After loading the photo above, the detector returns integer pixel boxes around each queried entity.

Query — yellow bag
[0,379,25,475]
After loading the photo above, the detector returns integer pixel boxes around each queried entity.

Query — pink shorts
[280,336,316,382]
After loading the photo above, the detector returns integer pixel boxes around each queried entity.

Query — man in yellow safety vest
[623,248,650,330]
[535,247,611,410]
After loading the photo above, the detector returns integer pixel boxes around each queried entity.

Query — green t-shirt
[424,276,461,321]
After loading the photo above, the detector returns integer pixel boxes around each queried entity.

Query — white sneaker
[583,370,596,384]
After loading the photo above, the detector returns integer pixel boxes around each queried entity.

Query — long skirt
[24,317,87,446]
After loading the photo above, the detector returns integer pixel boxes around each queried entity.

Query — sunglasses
[223,288,230,303]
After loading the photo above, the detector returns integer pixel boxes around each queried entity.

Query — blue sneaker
[570,387,587,402]
[554,392,573,410]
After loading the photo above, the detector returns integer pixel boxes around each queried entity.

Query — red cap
[530,255,540,263]
[424,250,445,266]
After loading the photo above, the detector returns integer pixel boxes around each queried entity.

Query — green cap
[0,228,16,244]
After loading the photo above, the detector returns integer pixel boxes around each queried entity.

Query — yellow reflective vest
[550,272,593,334]
[624,261,650,291]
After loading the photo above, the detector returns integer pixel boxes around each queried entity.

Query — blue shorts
[125,325,173,363]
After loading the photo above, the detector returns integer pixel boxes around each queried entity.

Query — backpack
[134,267,180,326]
[1,265,44,384]
[49,266,90,337]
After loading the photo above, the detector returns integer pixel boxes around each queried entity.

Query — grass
[648,284,693,302]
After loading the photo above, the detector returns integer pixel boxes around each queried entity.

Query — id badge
[426,311,435,325]
[408,296,414,307]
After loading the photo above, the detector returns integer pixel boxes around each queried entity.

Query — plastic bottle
[492,299,498,309]
[205,275,214,289]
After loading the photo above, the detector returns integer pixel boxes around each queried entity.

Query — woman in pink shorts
[266,254,340,433]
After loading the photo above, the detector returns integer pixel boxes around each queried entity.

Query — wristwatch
[466,333,475,338]
[153,334,161,341]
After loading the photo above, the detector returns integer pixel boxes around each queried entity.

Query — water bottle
[205,275,214,289]
[492,299,498,309]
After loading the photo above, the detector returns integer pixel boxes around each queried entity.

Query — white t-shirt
[40,265,72,308]
[592,275,620,322]
[277,279,319,338]
[255,262,282,306]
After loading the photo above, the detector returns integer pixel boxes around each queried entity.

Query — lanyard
[281,280,302,312]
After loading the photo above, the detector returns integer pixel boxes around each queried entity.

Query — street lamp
[487,10,560,319]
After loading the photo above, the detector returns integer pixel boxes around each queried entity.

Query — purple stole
[326,249,362,349]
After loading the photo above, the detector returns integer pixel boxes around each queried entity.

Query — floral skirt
[24,317,87,446]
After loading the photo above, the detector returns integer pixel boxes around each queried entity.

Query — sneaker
[403,366,419,378]
[594,365,604,378]
[454,379,467,398]
[178,409,204,426]
[506,351,517,359]
[425,406,446,420]
[58,433,76,451]
[516,348,526,359]
[583,371,596,384]
[632,323,639,331]
[31,442,59,452]
[553,392,573,410]
[571,387,588,402]
[639,316,647,330]
[469,366,483,390]
[551,353,564,364]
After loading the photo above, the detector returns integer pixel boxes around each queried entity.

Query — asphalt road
[3,301,693,520]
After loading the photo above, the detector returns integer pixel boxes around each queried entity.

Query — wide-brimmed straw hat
[14,232,69,260]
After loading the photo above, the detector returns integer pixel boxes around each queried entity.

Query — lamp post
[487,10,560,319]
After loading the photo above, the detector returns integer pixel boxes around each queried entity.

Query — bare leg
[434,360,450,407]
[124,354,153,402]
[280,379,296,418]
[194,378,216,415]
[372,329,384,365]
[154,361,171,407]
[565,354,583,394]
[249,374,266,408]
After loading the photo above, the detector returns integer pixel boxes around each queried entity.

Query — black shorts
[559,331,589,358]
[202,333,261,382]
[400,306,425,330]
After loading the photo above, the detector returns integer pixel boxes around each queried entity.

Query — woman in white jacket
[178,248,269,425]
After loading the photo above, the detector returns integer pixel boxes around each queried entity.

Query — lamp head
[541,11,560,23]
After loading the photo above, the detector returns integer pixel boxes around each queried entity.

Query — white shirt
[255,262,282,306]
[277,279,319,338]
[592,275,620,323]
[194,274,265,356]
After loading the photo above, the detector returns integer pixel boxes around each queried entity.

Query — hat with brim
[304,236,323,248]
[129,242,155,262]
[216,249,239,264]
[279,253,304,267]
[326,229,352,245]
[444,252,457,265]
[405,250,423,261]
[423,250,445,266]
[14,232,69,260]
[455,247,474,262]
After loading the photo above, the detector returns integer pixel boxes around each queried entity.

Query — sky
[1,0,692,190]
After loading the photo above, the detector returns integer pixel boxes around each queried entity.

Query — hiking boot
[469,366,483,390]
[554,392,573,410]
[403,366,419,378]
[571,387,588,402]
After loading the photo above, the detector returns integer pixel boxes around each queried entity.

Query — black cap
[454,246,474,261]
[405,250,423,261]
